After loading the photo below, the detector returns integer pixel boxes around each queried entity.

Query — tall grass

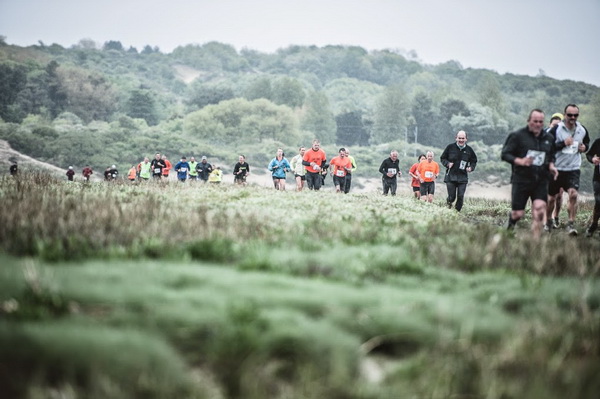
[1,173,599,398]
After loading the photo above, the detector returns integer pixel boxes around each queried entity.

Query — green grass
[0,173,599,398]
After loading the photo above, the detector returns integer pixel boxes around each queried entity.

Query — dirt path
[0,139,66,176]
[248,171,512,200]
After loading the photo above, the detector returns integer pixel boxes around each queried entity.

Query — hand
[448,162,454,168]
[516,157,533,167]
[466,167,472,172]
[564,136,574,146]
[593,155,600,165]
[578,143,586,152]
[549,165,559,180]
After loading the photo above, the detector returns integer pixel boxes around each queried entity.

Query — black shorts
[420,181,435,195]
[412,186,420,192]
[295,174,306,181]
[511,180,548,211]
[272,176,285,181]
[548,170,580,195]
[333,175,346,187]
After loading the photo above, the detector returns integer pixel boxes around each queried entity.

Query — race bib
[562,141,579,155]
[154,168,161,173]
[459,160,467,170]
[336,169,345,177]
[387,168,397,174]
[425,171,434,178]
[180,167,187,172]
[526,150,546,166]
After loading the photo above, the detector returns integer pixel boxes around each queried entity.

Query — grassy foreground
[0,173,599,398]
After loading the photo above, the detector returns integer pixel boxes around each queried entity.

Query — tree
[0,62,27,122]
[371,86,408,144]
[335,111,370,146]
[271,77,306,108]
[185,81,235,111]
[184,98,299,146]
[438,98,470,138]
[103,41,124,51]
[244,77,272,101]
[57,67,117,122]
[301,91,336,144]
[410,92,443,146]
[323,78,383,116]
[127,89,159,126]
[449,103,509,145]
[477,74,505,116]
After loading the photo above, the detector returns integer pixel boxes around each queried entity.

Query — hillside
[1,40,598,193]
[0,139,67,177]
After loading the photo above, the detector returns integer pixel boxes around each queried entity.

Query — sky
[1,0,599,86]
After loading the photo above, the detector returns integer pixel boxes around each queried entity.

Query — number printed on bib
[154,168,161,173]
[562,141,579,155]
[425,171,434,178]
[526,150,546,166]
[459,160,467,170]
[336,169,345,177]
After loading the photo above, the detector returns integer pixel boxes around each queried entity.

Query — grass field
[1,173,599,398]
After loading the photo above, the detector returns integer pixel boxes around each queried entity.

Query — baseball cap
[202,156,207,160]
[551,113,564,120]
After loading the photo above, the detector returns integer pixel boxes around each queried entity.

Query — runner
[209,166,223,184]
[545,104,590,235]
[417,151,440,203]
[329,147,353,193]
[290,147,306,191]
[66,166,75,181]
[151,153,166,179]
[139,157,151,181]
[409,154,426,199]
[127,165,137,182]
[302,139,327,190]
[440,130,478,211]
[585,137,600,237]
[188,156,198,181]
[344,148,357,194]
[233,155,250,185]
[268,148,292,190]
[378,150,402,196]
[196,156,213,183]
[82,165,93,182]
[174,156,190,182]
[9,162,18,176]
[161,155,172,180]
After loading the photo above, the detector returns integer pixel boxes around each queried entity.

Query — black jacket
[501,126,555,183]
[586,138,600,183]
[196,161,213,180]
[378,158,401,180]
[440,143,477,183]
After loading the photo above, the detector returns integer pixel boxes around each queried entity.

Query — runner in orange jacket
[162,155,172,179]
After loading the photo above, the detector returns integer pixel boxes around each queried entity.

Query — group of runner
[10,104,599,238]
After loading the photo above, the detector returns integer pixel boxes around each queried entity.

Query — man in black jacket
[378,150,402,196]
[440,130,478,211]
[585,138,600,237]
[501,109,558,238]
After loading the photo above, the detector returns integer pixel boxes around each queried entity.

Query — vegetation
[0,173,598,398]
[1,40,599,190]
[1,36,599,397]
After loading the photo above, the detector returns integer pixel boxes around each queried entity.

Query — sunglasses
[566,113,579,118]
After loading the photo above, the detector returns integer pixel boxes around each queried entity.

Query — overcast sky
[1,0,599,86]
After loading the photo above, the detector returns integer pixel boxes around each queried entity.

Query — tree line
[1,37,599,176]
